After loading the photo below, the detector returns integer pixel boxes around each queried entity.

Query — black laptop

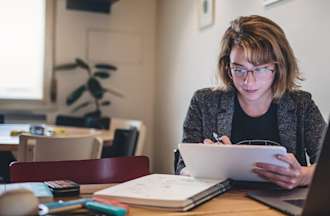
[248,122,330,216]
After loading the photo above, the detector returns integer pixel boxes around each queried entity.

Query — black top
[231,96,281,145]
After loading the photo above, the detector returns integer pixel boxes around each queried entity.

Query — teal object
[39,198,92,215]
[85,201,127,216]
[45,198,91,209]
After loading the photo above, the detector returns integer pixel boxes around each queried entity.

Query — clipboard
[179,143,288,182]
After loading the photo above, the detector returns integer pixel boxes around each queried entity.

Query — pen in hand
[212,132,222,144]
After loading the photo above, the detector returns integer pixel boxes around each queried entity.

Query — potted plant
[53,58,123,129]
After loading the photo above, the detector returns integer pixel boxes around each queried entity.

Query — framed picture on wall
[198,0,215,30]
[263,0,284,6]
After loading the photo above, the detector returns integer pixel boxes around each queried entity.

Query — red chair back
[10,156,149,184]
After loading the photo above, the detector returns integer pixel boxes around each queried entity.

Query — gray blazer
[176,88,326,174]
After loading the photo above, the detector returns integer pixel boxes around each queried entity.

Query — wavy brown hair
[217,15,303,99]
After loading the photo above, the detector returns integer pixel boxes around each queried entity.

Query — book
[0,182,53,201]
[94,174,231,211]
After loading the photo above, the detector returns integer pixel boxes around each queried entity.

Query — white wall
[155,0,330,173]
[54,0,157,166]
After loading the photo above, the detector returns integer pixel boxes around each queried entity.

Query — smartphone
[44,180,80,197]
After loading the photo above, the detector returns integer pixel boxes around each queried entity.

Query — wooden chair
[18,134,103,162]
[110,118,146,155]
[10,156,150,184]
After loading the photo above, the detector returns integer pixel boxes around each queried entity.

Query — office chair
[0,114,4,123]
[101,128,139,158]
[10,156,150,184]
[109,118,146,155]
[55,115,110,129]
[55,115,85,128]
[174,148,180,173]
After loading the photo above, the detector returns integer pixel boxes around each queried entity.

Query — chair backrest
[56,115,110,129]
[174,148,180,173]
[102,128,139,158]
[18,134,103,162]
[0,114,4,123]
[10,156,150,184]
[55,115,85,127]
[110,118,146,155]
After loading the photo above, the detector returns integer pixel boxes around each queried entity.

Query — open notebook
[94,174,231,211]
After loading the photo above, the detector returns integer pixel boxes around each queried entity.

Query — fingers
[253,154,304,190]
[253,167,297,184]
[255,162,299,178]
[203,135,232,144]
[203,139,214,144]
[276,153,301,170]
[253,169,298,189]
[180,168,191,176]
[220,135,232,144]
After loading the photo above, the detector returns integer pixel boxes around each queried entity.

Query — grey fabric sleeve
[176,90,204,174]
[303,94,326,164]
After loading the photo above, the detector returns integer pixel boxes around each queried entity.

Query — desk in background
[0,124,114,152]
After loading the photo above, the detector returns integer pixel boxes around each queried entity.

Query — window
[0,0,54,109]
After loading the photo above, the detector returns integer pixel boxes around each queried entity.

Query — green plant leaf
[71,101,92,113]
[93,71,110,79]
[87,77,104,99]
[53,63,77,71]
[101,100,111,106]
[66,85,86,105]
[95,63,117,71]
[75,58,90,71]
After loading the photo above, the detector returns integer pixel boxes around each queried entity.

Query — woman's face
[229,46,276,103]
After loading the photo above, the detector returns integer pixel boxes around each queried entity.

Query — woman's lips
[243,89,258,93]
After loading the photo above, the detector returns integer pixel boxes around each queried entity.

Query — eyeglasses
[236,139,281,146]
[230,64,275,80]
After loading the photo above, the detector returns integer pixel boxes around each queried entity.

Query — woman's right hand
[203,135,232,144]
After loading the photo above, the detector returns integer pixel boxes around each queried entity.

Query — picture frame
[263,0,284,7]
[198,0,215,30]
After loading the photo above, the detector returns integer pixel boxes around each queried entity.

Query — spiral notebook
[94,174,231,211]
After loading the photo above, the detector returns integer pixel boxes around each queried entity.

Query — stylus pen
[212,132,222,144]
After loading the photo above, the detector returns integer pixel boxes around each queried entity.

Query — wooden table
[47,184,285,216]
[0,124,114,152]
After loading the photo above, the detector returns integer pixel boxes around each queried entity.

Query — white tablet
[178,143,288,182]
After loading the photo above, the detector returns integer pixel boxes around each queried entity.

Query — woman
[176,15,326,190]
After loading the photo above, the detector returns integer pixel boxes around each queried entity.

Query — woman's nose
[243,71,256,85]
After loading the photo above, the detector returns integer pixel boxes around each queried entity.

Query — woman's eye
[255,68,271,73]
[233,69,245,73]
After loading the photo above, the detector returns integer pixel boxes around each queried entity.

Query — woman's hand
[203,135,232,144]
[179,167,191,176]
[253,153,315,189]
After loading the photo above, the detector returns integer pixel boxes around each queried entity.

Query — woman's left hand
[253,153,314,190]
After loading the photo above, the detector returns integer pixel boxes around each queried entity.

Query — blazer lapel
[217,90,235,138]
[277,93,297,154]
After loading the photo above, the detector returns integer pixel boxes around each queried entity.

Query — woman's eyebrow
[230,62,244,67]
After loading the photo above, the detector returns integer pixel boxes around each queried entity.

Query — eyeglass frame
[229,62,277,80]
[236,139,281,146]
